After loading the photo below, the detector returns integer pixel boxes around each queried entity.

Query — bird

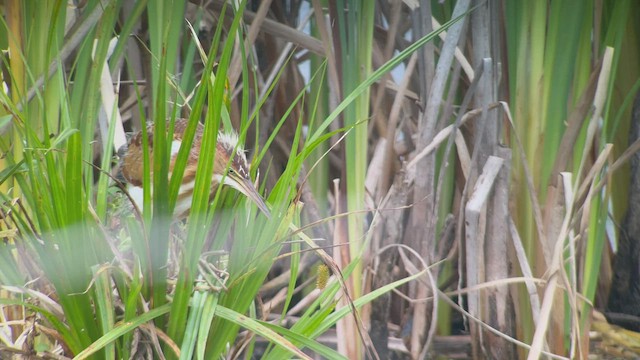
[118,118,270,218]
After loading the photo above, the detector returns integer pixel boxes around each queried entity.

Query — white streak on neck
[170,139,182,158]
[127,185,145,213]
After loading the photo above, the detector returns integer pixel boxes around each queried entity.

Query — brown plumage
[119,119,269,217]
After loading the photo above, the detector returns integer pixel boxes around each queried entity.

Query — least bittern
[118,118,269,218]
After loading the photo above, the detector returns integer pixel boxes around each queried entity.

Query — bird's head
[212,131,270,217]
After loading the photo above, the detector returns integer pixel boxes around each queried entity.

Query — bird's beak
[225,174,271,218]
